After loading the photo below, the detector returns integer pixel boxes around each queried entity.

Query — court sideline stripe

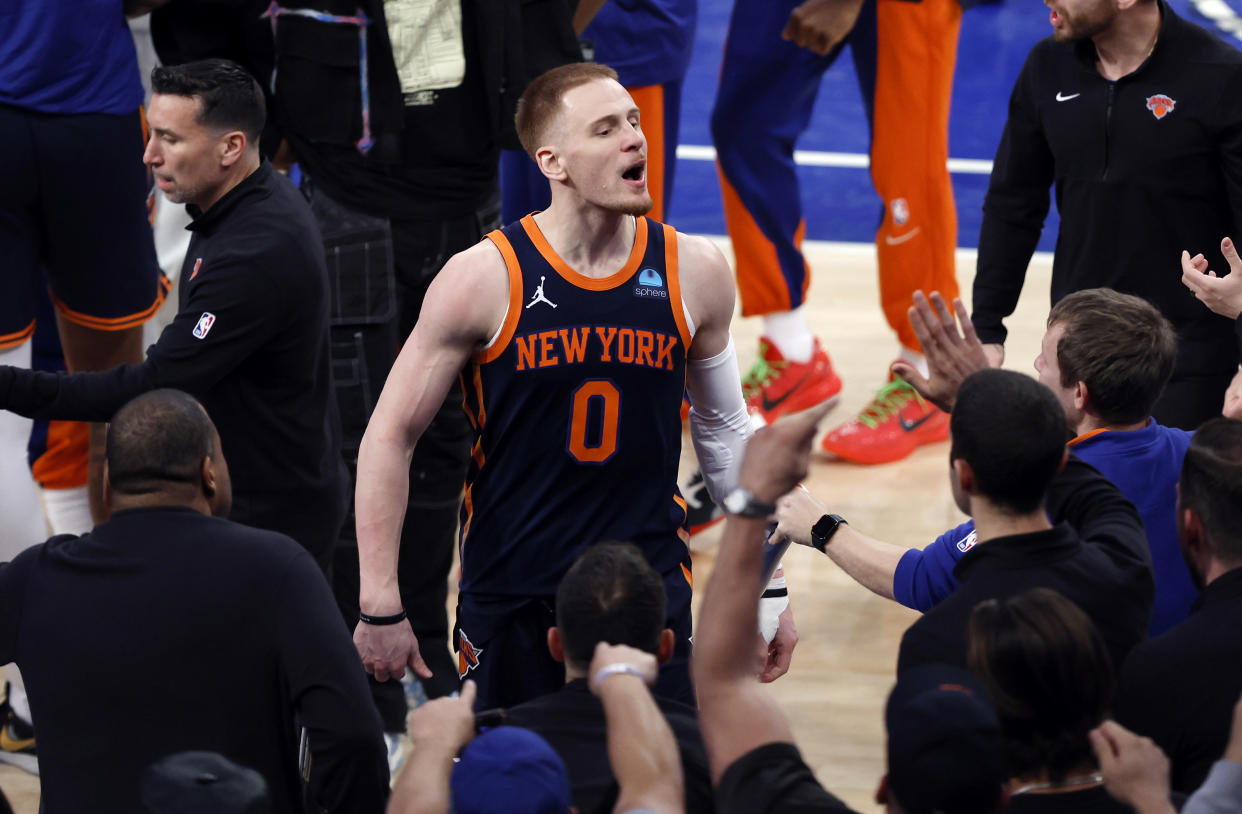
[676,144,993,175]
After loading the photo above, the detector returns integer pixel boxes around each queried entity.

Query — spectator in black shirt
[0,59,346,572]
[1117,417,1242,793]
[693,405,1008,814]
[893,294,1153,676]
[0,389,386,813]
[503,542,714,814]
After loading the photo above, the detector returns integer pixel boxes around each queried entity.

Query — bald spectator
[0,390,386,813]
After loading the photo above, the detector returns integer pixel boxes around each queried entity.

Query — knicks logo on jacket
[513,325,680,372]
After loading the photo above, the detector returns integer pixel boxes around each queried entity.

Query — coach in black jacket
[972,0,1242,430]
[896,369,1154,676]
[0,60,346,571]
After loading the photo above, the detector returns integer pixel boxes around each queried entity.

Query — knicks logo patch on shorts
[457,630,484,678]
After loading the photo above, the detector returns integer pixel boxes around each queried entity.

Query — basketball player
[353,63,786,710]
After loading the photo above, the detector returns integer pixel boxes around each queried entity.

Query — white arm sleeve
[686,335,753,505]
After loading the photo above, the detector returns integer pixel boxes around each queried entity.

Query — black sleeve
[972,49,1055,346]
[0,251,281,422]
[271,549,388,813]
[716,742,859,814]
[0,546,42,666]
[1213,68,1242,248]
[1044,455,1152,574]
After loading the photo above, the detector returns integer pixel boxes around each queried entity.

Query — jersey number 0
[567,380,620,463]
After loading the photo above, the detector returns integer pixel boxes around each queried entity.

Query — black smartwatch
[810,513,847,552]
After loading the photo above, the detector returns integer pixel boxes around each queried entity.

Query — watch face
[811,514,840,549]
[723,490,746,515]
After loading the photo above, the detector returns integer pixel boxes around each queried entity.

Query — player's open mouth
[1048,6,1061,25]
[622,161,646,186]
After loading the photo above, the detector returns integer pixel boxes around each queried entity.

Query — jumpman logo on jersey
[526,276,558,309]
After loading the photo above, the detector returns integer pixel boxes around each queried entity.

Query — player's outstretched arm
[354,243,509,682]
[693,402,834,784]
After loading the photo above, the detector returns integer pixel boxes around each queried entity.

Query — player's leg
[0,104,61,775]
[29,288,94,538]
[710,0,843,423]
[653,556,695,706]
[618,81,682,223]
[37,108,163,519]
[455,597,565,711]
[821,0,962,465]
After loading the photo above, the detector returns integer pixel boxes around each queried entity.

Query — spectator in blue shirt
[775,288,1197,636]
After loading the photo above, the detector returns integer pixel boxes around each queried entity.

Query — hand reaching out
[1182,237,1242,320]
[890,290,993,413]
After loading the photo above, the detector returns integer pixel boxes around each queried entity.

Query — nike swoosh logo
[884,227,921,246]
[899,412,938,432]
[1056,92,1080,102]
[761,372,812,414]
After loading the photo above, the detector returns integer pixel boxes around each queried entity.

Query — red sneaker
[743,338,842,424]
[820,374,948,465]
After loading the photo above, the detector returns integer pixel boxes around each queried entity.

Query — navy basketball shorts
[0,103,163,348]
[456,554,697,711]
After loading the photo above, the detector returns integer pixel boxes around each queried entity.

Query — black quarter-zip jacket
[0,162,346,565]
[973,2,1242,380]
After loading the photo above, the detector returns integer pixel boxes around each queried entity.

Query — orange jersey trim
[478,231,524,365]
[662,224,692,352]
[50,272,170,332]
[520,214,649,292]
[460,370,478,430]
[0,320,35,350]
[673,493,691,547]
[1068,427,1112,447]
[679,561,693,588]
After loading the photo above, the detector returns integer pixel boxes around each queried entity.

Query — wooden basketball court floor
[0,241,1055,811]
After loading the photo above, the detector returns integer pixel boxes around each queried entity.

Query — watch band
[810,513,847,552]
[723,487,777,518]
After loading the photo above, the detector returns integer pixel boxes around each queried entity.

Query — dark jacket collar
[953,523,1081,581]
[1192,565,1242,613]
[186,160,274,232]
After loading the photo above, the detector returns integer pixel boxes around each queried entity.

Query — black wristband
[358,609,407,626]
[761,588,788,599]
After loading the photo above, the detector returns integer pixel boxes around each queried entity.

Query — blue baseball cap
[885,665,1007,814]
[451,727,572,814]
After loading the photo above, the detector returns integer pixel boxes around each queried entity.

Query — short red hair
[515,62,620,159]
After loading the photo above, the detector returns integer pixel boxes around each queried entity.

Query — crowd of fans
[2,0,1242,813]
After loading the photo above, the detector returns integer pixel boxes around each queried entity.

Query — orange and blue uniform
[455,214,695,709]
[711,0,962,351]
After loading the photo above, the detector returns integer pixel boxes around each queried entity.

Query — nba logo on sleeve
[956,529,978,554]
[192,312,216,339]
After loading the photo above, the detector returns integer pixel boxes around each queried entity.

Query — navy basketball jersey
[459,214,692,597]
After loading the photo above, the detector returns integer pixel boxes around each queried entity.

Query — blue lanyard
[262,2,375,155]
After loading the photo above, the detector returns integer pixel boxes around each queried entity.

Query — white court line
[675,144,994,175]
